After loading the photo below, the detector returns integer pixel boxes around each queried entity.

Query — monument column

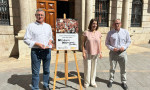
[20,0,31,30]
[16,0,36,59]
[16,0,31,40]
[121,0,129,29]
[85,0,94,30]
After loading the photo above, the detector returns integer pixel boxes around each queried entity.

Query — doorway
[57,0,74,18]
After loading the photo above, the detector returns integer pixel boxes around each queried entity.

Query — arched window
[95,0,109,27]
[131,0,143,27]
[0,0,10,25]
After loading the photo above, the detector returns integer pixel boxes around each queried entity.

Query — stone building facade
[0,0,150,58]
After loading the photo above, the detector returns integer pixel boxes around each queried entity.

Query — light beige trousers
[84,54,98,86]
[109,51,127,83]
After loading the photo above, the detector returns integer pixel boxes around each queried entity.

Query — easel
[53,14,82,90]
[53,50,82,90]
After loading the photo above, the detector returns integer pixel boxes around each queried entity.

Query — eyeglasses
[115,23,121,24]
[36,14,44,16]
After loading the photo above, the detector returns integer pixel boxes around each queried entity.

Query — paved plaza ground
[0,44,150,90]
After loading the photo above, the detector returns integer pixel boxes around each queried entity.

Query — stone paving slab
[0,44,150,90]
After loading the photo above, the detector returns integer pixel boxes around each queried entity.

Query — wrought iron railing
[95,0,109,27]
[0,0,10,25]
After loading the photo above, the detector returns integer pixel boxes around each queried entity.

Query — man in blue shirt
[105,19,131,90]
[24,9,53,90]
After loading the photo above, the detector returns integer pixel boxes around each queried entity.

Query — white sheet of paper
[49,45,52,48]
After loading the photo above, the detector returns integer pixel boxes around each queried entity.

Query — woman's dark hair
[88,19,99,31]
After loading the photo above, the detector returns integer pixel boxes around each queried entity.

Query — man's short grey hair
[35,9,45,15]
[113,19,121,22]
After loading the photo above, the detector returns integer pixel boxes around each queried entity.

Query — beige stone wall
[1,0,150,58]
[103,0,150,45]
[129,0,150,44]
[0,35,17,57]
[0,26,17,57]
[0,0,19,57]
[78,0,150,52]
[0,0,36,58]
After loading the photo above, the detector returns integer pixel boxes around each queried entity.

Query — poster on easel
[56,18,79,50]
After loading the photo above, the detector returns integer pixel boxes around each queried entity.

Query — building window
[131,0,143,27]
[95,0,109,27]
[0,0,10,25]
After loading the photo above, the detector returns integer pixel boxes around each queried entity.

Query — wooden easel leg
[53,51,59,90]
[64,50,68,86]
[73,51,82,90]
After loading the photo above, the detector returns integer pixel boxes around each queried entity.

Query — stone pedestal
[15,30,30,60]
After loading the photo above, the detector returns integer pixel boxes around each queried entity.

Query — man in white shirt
[105,19,131,90]
[24,9,53,90]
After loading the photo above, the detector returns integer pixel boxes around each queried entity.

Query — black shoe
[122,83,128,90]
[107,82,112,88]
[44,87,51,90]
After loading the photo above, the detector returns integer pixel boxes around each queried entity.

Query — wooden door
[37,0,57,43]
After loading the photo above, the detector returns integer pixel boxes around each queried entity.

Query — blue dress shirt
[105,28,131,51]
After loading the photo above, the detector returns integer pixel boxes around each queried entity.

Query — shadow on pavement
[7,74,53,90]
[56,71,84,87]
[7,73,79,90]
[7,72,122,90]
[96,77,121,86]
[56,71,121,88]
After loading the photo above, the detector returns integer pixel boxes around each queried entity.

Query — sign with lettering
[56,33,78,50]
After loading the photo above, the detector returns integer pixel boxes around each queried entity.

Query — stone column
[16,0,36,60]
[82,0,85,31]
[85,0,94,30]
[19,0,30,30]
[121,0,129,30]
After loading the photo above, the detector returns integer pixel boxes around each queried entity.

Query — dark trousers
[31,48,51,90]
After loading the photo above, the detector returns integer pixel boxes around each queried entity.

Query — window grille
[0,0,10,25]
[95,0,109,27]
[131,0,142,27]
